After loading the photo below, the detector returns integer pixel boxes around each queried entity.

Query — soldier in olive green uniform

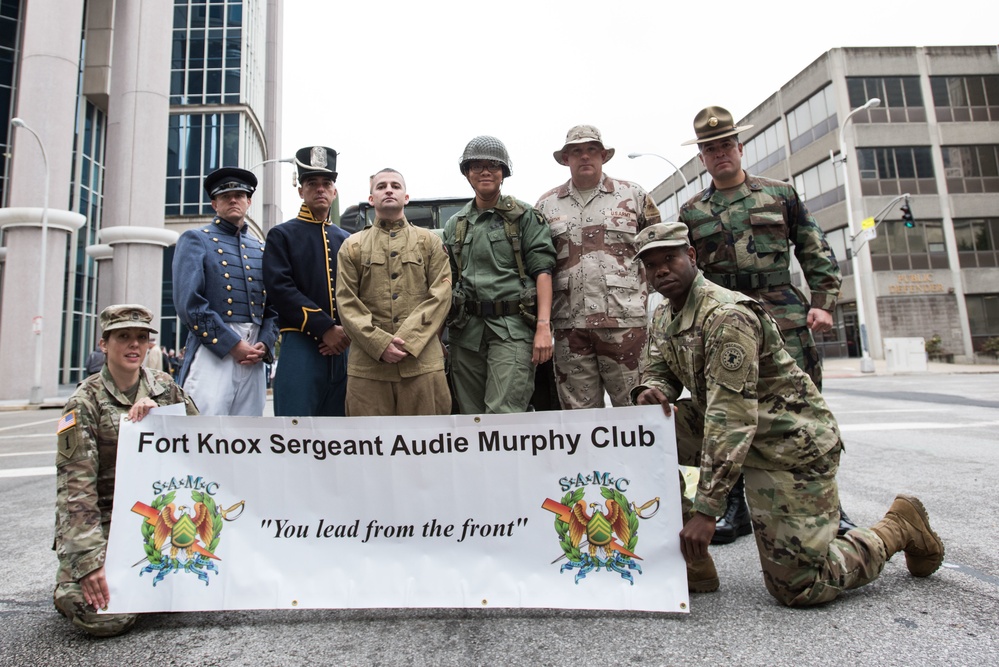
[677,106,853,542]
[632,223,944,605]
[54,305,198,636]
[443,136,556,414]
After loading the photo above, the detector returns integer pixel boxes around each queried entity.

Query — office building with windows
[653,45,999,363]
[0,0,282,401]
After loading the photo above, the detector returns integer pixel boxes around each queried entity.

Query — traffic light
[900,202,915,228]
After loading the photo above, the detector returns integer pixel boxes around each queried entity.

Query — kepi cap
[295,146,338,183]
[204,167,257,198]
[100,304,158,334]
[554,124,615,165]
[681,106,753,146]
[636,222,690,259]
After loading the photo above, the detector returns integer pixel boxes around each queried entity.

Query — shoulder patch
[720,342,746,371]
[56,411,77,434]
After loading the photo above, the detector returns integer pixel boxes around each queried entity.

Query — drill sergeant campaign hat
[295,146,338,184]
[100,304,158,334]
[636,222,691,259]
[203,167,257,198]
[681,106,754,146]
[553,124,615,165]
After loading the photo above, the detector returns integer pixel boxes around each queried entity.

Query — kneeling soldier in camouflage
[631,222,944,605]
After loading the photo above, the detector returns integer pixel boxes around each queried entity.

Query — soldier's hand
[380,338,409,363]
[531,322,553,365]
[635,387,674,418]
[320,326,350,355]
[80,567,110,610]
[127,397,158,422]
[679,512,716,563]
[807,307,833,333]
[231,339,263,365]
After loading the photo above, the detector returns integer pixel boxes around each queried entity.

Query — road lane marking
[0,466,54,478]
[0,433,55,441]
[0,449,56,457]
[0,417,58,432]
[840,420,999,432]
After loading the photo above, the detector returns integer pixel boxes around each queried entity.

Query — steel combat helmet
[459,135,512,178]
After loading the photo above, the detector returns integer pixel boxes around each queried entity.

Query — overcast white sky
[279,0,997,218]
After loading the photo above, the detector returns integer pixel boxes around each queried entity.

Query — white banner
[104,406,687,614]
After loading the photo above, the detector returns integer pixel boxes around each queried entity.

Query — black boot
[712,474,752,545]
[837,504,857,537]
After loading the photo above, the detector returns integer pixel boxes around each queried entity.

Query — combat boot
[871,494,945,577]
[687,554,719,593]
[711,474,752,545]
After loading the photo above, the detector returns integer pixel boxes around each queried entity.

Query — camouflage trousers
[674,399,887,606]
[783,324,823,390]
[553,327,647,409]
[54,554,136,637]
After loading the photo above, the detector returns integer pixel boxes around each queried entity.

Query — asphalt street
[1,373,997,666]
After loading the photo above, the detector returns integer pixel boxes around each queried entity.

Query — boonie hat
[554,124,615,165]
[681,106,754,146]
[295,146,338,184]
[204,167,257,198]
[636,222,690,259]
[100,304,158,334]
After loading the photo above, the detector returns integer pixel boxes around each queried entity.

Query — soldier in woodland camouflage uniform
[677,106,854,542]
[632,223,944,605]
[54,305,198,636]
[535,125,660,409]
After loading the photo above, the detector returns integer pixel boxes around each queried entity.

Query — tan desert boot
[871,494,945,577]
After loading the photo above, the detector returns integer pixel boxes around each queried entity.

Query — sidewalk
[824,355,999,379]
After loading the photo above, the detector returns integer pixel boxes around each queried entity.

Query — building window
[171,0,243,105]
[0,0,22,207]
[868,219,949,271]
[931,75,999,122]
[166,112,240,216]
[786,85,837,153]
[966,294,999,352]
[743,119,786,173]
[954,218,999,268]
[793,156,844,212]
[941,145,999,194]
[847,76,926,123]
[857,146,937,196]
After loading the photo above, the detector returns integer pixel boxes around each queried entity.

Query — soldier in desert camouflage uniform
[632,223,944,605]
[54,305,198,636]
[535,125,660,409]
[677,106,854,542]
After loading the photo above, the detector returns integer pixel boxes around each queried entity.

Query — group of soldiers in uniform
[53,107,944,636]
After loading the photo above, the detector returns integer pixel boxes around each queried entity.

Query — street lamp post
[11,118,50,404]
[627,152,684,185]
[834,98,880,373]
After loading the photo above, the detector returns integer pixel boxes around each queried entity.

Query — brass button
[222,261,228,266]
[227,285,232,291]
[217,249,224,254]
[202,332,208,337]
[227,310,233,316]
[212,338,218,344]
[227,298,233,304]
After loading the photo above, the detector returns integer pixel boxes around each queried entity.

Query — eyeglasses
[467,160,503,174]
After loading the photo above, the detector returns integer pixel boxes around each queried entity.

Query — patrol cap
[100,304,158,334]
[204,167,257,198]
[636,222,691,259]
[554,124,615,165]
[681,106,754,146]
[295,146,338,184]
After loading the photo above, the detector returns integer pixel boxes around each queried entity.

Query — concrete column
[262,0,285,233]
[100,0,173,315]
[0,0,86,400]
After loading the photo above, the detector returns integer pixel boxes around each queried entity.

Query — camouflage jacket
[54,366,198,581]
[535,175,661,329]
[337,217,452,380]
[442,195,555,351]
[677,173,841,332]
[632,273,841,518]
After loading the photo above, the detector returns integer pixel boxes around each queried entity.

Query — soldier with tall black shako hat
[172,166,278,416]
[262,146,351,416]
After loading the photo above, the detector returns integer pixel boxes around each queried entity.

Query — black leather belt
[467,300,523,317]
[704,270,791,290]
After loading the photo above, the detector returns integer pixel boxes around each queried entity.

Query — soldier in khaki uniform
[54,305,198,636]
[677,106,854,542]
[632,223,944,605]
[535,125,661,409]
[337,168,452,415]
